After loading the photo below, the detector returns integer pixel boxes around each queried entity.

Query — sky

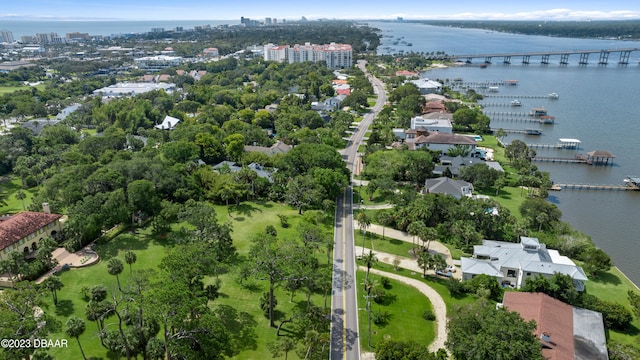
[2,0,640,21]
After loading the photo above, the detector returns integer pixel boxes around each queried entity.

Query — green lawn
[0,177,39,215]
[354,230,415,259]
[584,267,640,347]
[47,227,173,359]
[356,270,435,352]
[485,185,526,222]
[44,201,333,359]
[363,261,476,312]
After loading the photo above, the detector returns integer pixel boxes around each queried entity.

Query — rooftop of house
[413,132,477,145]
[154,115,181,130]
[503,292,609,360]
[463,238,588,282]
[424,177,473,199]
[0,212,62,251]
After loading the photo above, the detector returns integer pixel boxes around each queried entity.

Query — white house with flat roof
[410,116,452,134]
[461,237,588,290]
[134,55,183,71]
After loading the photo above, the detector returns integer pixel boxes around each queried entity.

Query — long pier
[550,184,638,191]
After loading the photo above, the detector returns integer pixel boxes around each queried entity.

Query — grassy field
[354,230,415,259]
[355,269,435,352]
[47,227,173,359]
[0,177,39,215]
[43,201,333,360]
[584,266,640,347]
[0,84,47,94]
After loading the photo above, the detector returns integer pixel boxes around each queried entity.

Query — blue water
[370,21,640,286]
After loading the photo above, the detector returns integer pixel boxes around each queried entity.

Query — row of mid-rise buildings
[264,42,352,69]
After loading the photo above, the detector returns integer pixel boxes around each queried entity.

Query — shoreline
[615,266,640,290]
[420,64,640,290]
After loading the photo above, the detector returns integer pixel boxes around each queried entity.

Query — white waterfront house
[407,78,442,94]
[461,237,588,290]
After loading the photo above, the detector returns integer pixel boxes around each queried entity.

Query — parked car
[445,265,456,273]
[435,270,453,277]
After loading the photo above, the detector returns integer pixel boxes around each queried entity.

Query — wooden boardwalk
[551,183,638,191]
[533,156,585,163]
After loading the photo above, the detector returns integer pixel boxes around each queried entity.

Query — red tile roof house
[0,211,63,264]
[502,292,609,360]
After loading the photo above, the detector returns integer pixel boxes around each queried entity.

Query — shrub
[371,309,392,326]
[380,277,391,289]
[422,310,436,321]
[277,214,289,228]
[445,277,467,297]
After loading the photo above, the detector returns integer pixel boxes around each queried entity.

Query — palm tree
[65,317,87,360]
[419,227,439,252]
[417,251,432,278]
[355,211,371,256]
[407,221,425,254]
[42,276,64,306]
[15,190,27,210]
[124,251,137,274]
[375,210,394,240]
[107,258,124,291]
[362,250,378,286]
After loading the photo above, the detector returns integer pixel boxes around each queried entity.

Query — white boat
[488,86,499,92]
[548,93,559,99]
[511,99,522,106]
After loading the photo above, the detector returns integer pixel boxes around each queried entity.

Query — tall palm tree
[65,317,87,360]
[407,221,426,254]
[419,227,439,252]
[362,250,378,286]
[417,251,431,278]
[42,276,64,306]
[107,258,124,291]
[355,211,371,256]
[375,210,394,240]
[124,251,137,274]
[15,190,27,210]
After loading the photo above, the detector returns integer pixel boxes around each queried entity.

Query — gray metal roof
[573,307,609,360]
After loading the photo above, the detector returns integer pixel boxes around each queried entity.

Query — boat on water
[488,86,499,92]
[548,93,559,99]
[511,99,522,106]
[623,176,640,189]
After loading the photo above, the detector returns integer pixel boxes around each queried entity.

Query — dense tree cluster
[446,300,543,360]
[418,20,640,40]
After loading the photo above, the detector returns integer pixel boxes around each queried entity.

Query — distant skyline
[2,1,640,21]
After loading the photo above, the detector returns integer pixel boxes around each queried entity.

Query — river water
[369,21,640,286]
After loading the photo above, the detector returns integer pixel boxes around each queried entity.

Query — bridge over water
[451,48,640,65]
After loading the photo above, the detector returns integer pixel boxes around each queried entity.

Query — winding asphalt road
[330,60,387,360]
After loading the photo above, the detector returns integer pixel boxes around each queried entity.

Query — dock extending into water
[550,183,638,191]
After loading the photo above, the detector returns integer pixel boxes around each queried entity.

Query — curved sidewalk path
[365,224,455,266]
[361,265,448,353]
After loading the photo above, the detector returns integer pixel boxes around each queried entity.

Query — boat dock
[492,128,542,135]
[550,183,638,191]
[532,150,615,165]
[527,138,581,149]
[551,177,640,191]
[482,94,557,99]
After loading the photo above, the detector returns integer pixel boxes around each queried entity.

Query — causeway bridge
[451,48,640,65]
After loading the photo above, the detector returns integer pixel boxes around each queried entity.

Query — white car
[445,265,456,273]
